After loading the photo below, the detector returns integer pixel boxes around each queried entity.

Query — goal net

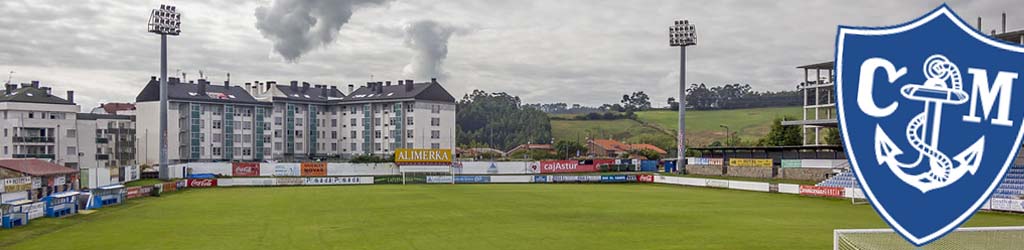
[398,165,453,185]
[834,226,1024,250]
[849,188,869,205]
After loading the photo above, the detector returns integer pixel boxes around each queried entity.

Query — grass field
[3,184,1023,250]
[635,107,803,146]
[550,106,803,147]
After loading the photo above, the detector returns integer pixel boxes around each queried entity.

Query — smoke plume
[403,20,462,81]
[254,0,387,61]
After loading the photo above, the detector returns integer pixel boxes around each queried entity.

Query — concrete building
[135,77,456,165]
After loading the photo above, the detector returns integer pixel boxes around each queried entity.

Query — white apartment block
[135,77,456,165]
[1,82,136,173]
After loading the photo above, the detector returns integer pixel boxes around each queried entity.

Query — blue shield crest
[837,5,1024,246]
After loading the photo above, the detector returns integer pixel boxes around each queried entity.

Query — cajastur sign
[538,160,598,173]
[394,149,452,164]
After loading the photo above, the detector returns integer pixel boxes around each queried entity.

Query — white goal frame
[834,226,1024,250]
[399,164,454,185]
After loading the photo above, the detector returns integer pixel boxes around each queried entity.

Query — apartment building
[0,82,81,168]
[135,77,456,165]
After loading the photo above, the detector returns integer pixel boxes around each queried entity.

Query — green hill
[550,106,803,150]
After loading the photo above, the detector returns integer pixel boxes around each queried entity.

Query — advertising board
[126,187,141,199]
[300,162,327,176]
[599,175,636,183]
[637,174,654,183]
[232,162,261,177]
[550,175,601,183]
[274,164,300,176]
[989,198,1024,212]
[706,179,730,188]
[533,175,549,183]
[276,178,304,186]
[187,179,218,188]
[3,177,32,193]
[394,149,452,164]
[539,160,599,173]
[302,177,372,185]
[728,158,773,167]
[26,202,45,219]
[798,185,845,198]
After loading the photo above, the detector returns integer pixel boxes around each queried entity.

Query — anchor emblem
[873,55,985,193]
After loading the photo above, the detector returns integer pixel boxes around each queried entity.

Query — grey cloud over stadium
[0,0,1020,111]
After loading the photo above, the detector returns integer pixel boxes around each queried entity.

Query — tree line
[457,90,552,151]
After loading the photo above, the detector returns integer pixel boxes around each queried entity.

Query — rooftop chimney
[198,80,207,96]
[348,84,354,94]
[30,80,39,88]
[245,82,251,92]
[268,81,276,91]
[223,80,229,88]
[330,86,338,96]
[302,82,311,92]
[1003,12,1007,34]
[151,76,157,82]
[386,81,391,86]
[290,80,298,91]
[431,78,437,84]
[66,90,74,103]
[321,86,329,98]
[4,84,13,95]
[405,80,414,92]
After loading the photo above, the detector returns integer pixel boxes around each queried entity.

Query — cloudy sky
[0,0,1020,111]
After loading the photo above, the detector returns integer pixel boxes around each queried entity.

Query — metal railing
[12,136,55,143]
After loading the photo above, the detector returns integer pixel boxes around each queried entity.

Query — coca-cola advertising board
[538,160,598,173]
[232,162,261,177]
[188,179,218,188]
[637,174,655,183]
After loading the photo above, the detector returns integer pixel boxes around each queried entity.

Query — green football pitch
[3,184,1023,250]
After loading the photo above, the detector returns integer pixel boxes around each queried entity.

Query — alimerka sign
[394,149,452,164]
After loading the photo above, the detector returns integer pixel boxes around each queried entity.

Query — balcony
[95,154,110,160]
[96,138,110,144]
[13,153,55,159]
[13,136,55,143]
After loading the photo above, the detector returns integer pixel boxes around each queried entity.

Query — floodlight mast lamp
[669,20,695,173]
[148,4,181,180]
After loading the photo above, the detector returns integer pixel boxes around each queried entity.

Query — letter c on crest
[858,58,906,117]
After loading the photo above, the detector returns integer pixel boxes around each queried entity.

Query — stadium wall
[725,166,773,179]
[778,168,834,181]
[685,165,723,176]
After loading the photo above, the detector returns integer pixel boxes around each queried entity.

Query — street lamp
[719,124,730,146]
[670,19,696,173]
[149,4,181,180]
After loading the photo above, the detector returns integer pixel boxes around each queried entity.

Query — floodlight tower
[669,20,696,173]
[148,4,181,180]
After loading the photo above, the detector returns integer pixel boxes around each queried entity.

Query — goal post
[849,188,868,205]
[834,226,1024,250]
[398,164,454,185]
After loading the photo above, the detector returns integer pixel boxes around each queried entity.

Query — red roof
[629,144,668,154]
[0,159,77,176]
[101,102,136,114]
[590,139,630,151]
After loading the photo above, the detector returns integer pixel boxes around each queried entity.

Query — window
[243,135,251,143]
[407,130,414,138]
[213,147,222,156]
[431,143,440,149]
[242,122,251,130]
[295,131,303,138]
[374,118,381,126]
[407,117,414,125]
[2,146,6,155]
[213,121,222,129]
[213,133,222,143]
[431,130,440,139]
[28,112,33,119]
[331,143,337,151]
[331,131,337,139]
[374,130,382,139]
[66,129,76,138]
[67,146,76,156]
[242,148,251,156]
[264,135,272,143]
[331,119,337,127]
[274,117,282,126]
[200,133,206,142]
[274,142,282,150]
[296,143,303,150]
[350,131,356,139]
[274,130,282,138]
[407,143,413,148]
[432,105,441,113]
[351,143,357,151]
[234,134,242,142]
[431,118,440,126]
[350,118,356,126]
